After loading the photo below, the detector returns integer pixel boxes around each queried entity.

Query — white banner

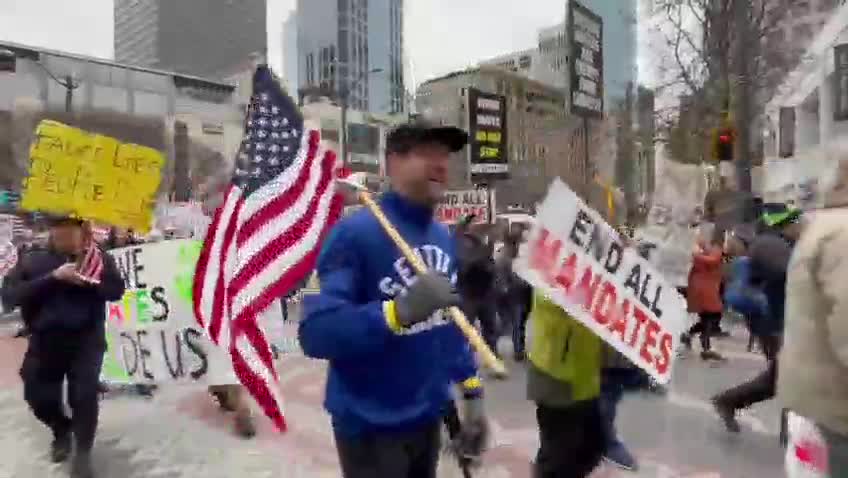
[763,155,836,211]
[636,156,707,287]
[435,189,492,224]
[101,240,281,386]
[514,179,687,384]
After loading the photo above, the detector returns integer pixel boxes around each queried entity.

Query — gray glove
[394,271,459,327]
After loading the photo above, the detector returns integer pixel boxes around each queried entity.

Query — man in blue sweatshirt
[300,118,488,478]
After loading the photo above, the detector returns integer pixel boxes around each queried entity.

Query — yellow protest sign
[20,120,164,233]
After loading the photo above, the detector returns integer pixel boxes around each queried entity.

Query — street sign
[568,0,604,118]
[466,88,508,181]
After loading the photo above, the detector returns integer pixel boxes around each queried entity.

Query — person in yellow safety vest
[527,291,605,478]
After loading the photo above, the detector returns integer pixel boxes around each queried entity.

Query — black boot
[71,451,95,478]
[50,429,72,463]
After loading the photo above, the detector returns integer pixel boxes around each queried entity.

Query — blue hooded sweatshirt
[299,191,479,438]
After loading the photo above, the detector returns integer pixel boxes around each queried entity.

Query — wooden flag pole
[357,190,508,378]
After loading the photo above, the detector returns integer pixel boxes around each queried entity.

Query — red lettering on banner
[629,306,649,348]
[530,228,562,283]
[656,333,673,375]
[608,299,629,342]
[108,303,124,323]
[554,253,578,292]
[592,281,617,326]
[640,318,661,367]
[575,267,601,311]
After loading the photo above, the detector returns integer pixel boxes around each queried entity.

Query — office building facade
[114,0,267,79]
[296,0,404,114]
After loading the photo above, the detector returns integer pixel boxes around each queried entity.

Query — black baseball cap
[44,213,84,227]
[385,117,468,155]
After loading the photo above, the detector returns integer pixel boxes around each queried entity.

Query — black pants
[463,299,499,357]
[688,311,722,351]
[534,399,606,478]
[714,335,780,411]
[20,330,105,451]
[335,422,441,478]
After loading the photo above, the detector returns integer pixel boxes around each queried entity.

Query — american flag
[75,239,103,284]
[192,65,345,431]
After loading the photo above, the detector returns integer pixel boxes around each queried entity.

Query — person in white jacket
[777,160,848,475]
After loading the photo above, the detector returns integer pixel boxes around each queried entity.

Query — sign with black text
[568,0,604,117]
[435,189,493,224]
[100,240,281,386]
[467,88,508,180]
[513,180,687,384]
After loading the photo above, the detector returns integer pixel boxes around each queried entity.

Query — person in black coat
[2,217,124,478]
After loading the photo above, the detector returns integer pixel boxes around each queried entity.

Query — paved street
[0,317,786,477]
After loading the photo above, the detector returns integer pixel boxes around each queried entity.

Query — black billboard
[568,0,604,118]
[467,88,508,181]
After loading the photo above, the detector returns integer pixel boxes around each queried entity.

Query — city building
[299,94,406,175]
[765,1,848,158]
[536,23,568,90]
[114,0,267,80]
[281,10,299,94]
[569,0,637,106]
[416,66,571,210]
[296,0,405,115]
[477,23,567,91]
[0,40,246,199]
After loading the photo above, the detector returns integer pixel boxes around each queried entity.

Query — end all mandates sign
[435,189,492,224]
[467,88,509,181]
[568,0,604,118]
[513,180,687,384]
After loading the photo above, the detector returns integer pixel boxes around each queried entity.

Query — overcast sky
[0,0,656,87]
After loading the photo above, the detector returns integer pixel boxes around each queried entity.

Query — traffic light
[713,126,734,162]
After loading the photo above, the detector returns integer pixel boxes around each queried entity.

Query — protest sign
[155,201,211,239]
[20,120,164,233]
[435,189,492,224]
[513,179,687,384]
[101,240,280,385]
[635,157,707,287]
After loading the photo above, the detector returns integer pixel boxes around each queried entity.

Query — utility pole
[732,0,753,195]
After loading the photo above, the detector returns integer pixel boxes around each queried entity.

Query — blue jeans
[600,368,644,450]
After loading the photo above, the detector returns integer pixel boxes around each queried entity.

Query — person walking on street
[1,216,124,478]
[456,217,499,358]
[299,118,489,478]
[712,204,802,433]
[777,162,848,474]
[528,292,605,477]
[681,231,726,362]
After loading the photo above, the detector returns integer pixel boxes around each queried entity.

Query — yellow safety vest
[528,292,602,402]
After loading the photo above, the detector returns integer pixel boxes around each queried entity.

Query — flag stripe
[237,130,316,225]
[229,148,337,317]
[230,141,331,295]
[232,192,343,331]
[236,130,321,248]
[194,185,241,343]
[193,186,234,329]
[230,333,286,430]
[208,197,244,346]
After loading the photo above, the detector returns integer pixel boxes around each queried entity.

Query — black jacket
[1,247,124,335]
[748,230,795,335]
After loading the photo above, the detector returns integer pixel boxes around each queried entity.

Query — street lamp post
[0,48,80,113]
[339,67,383,166]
